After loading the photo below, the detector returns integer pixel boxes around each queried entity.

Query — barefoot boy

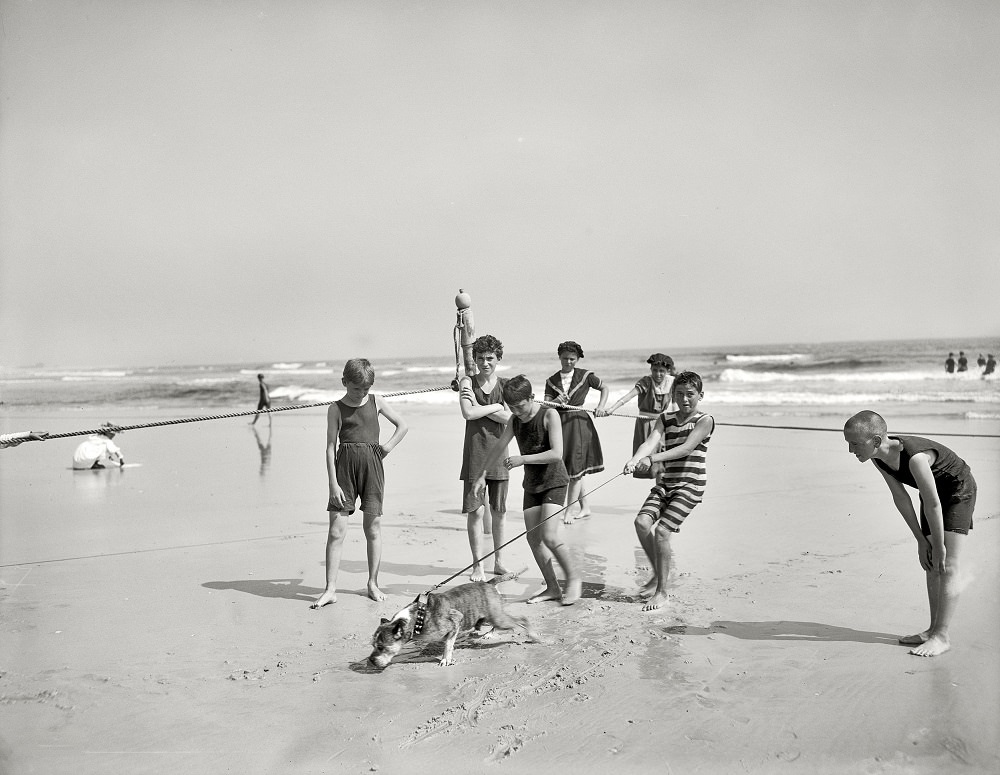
[623,372,714,612]
[474,375,581,605]
[458,334,512,581]
[312,359,407,607]
[843,411,976,657]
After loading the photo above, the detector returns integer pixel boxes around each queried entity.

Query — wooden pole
[455,288,476,382]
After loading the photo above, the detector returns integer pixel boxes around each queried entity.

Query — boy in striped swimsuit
[623,372,715,611]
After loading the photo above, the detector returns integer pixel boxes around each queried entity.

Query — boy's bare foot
[525,586,562,604]
[576,507,591,519]
[898,631,930,646]
[310,590,337,609]
[637,577,657,598]
[909,634,950,657]
[367,582,385,602]
[642,592,668,612]
[470,566,487,582]
[492,563,511,576]
[561,578,582,606]
[562,512,577,525]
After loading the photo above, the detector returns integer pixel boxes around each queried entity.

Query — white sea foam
[724,353,808,364]
[719,368,987,384]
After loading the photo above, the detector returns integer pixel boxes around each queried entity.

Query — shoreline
[2,403,998,773]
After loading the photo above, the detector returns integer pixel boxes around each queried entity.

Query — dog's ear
[392,619,407,639]
[380,617,390,624]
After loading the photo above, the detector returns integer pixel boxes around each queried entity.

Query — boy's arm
[649,415,714,463]
[908,453,947,571]
[458,377,509,422]
[326,405,346,506]
[877,467,932,570]
[624,417,665,473]
[375,397,408,456]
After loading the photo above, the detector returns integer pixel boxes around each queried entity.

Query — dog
[368,572,539,668]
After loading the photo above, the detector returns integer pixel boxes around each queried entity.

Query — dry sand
[1,403,998,774]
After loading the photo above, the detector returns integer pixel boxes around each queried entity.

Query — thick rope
[19,385,454,442]
[429,471,624,592]
[538,400,1000,439]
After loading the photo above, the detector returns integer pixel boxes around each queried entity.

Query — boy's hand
[916,537,933,571]
[624,456,650,475]
[929,541,947,574]
[460,384,475,403]
[328,486,347,511]
[503,455,524,470]
[377,444,388,459]
[473,475,487,500]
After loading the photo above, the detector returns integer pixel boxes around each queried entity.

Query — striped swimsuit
[638,411,714,532]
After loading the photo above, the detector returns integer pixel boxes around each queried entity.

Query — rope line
[28,385,454,441]
[429,471,625,592]
[538,400,1000,439]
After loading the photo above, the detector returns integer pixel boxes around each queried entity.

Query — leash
[426,471,625,593]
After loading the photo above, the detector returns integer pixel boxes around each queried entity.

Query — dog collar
[412,593,430,636]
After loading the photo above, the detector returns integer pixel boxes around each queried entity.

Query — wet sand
[1,403,998,774]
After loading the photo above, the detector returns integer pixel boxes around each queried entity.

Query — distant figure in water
[984,354,996,376]
[956,351,968,373]
[73,423,125,469]
[976,353,986,369]
[944,352,955,373]
[251,373,271,425]
[843,411,976,657]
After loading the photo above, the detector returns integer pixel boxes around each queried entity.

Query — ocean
[1,337,997,427]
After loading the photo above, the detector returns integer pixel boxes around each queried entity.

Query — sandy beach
[1,402,998,774]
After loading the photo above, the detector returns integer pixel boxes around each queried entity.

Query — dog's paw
[438,657,456,667]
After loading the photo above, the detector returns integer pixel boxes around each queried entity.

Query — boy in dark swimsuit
[311,359,408,608]
[475,375,581,605]
[844,410,976,657]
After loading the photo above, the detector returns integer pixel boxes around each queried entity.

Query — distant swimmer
[956,351,968,372]
[976,353,986,369]
[944,352,955,373]
[844,411,976,657]
[984,354,996,376]
[72,423,125,469]
[0,431,48,448]
[251,373,271,426]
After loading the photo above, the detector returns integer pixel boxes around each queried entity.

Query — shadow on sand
[664,620,900,646]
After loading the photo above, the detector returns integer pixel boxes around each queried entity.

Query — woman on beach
[544,341,609,523]
[597,353,676,478]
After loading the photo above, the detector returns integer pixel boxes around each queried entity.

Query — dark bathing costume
[330,396,385,516]
[873,435,976,535]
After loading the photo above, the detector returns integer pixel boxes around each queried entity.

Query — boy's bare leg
[634,514,658,596]
[525,506,562,603]
[491,509,509,575]
[643,524,673,612]
[311,511,348,608]
[467,507,487,582]
[539,503,581,605]
[362,511,386,602]
[909,532,965,657]
[482,499,492,536]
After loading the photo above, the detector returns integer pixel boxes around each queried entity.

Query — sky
[1,1,997,368]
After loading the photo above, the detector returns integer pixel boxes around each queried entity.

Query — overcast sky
[1,1,997,368]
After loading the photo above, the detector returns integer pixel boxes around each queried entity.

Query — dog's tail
[488,567,530,586]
